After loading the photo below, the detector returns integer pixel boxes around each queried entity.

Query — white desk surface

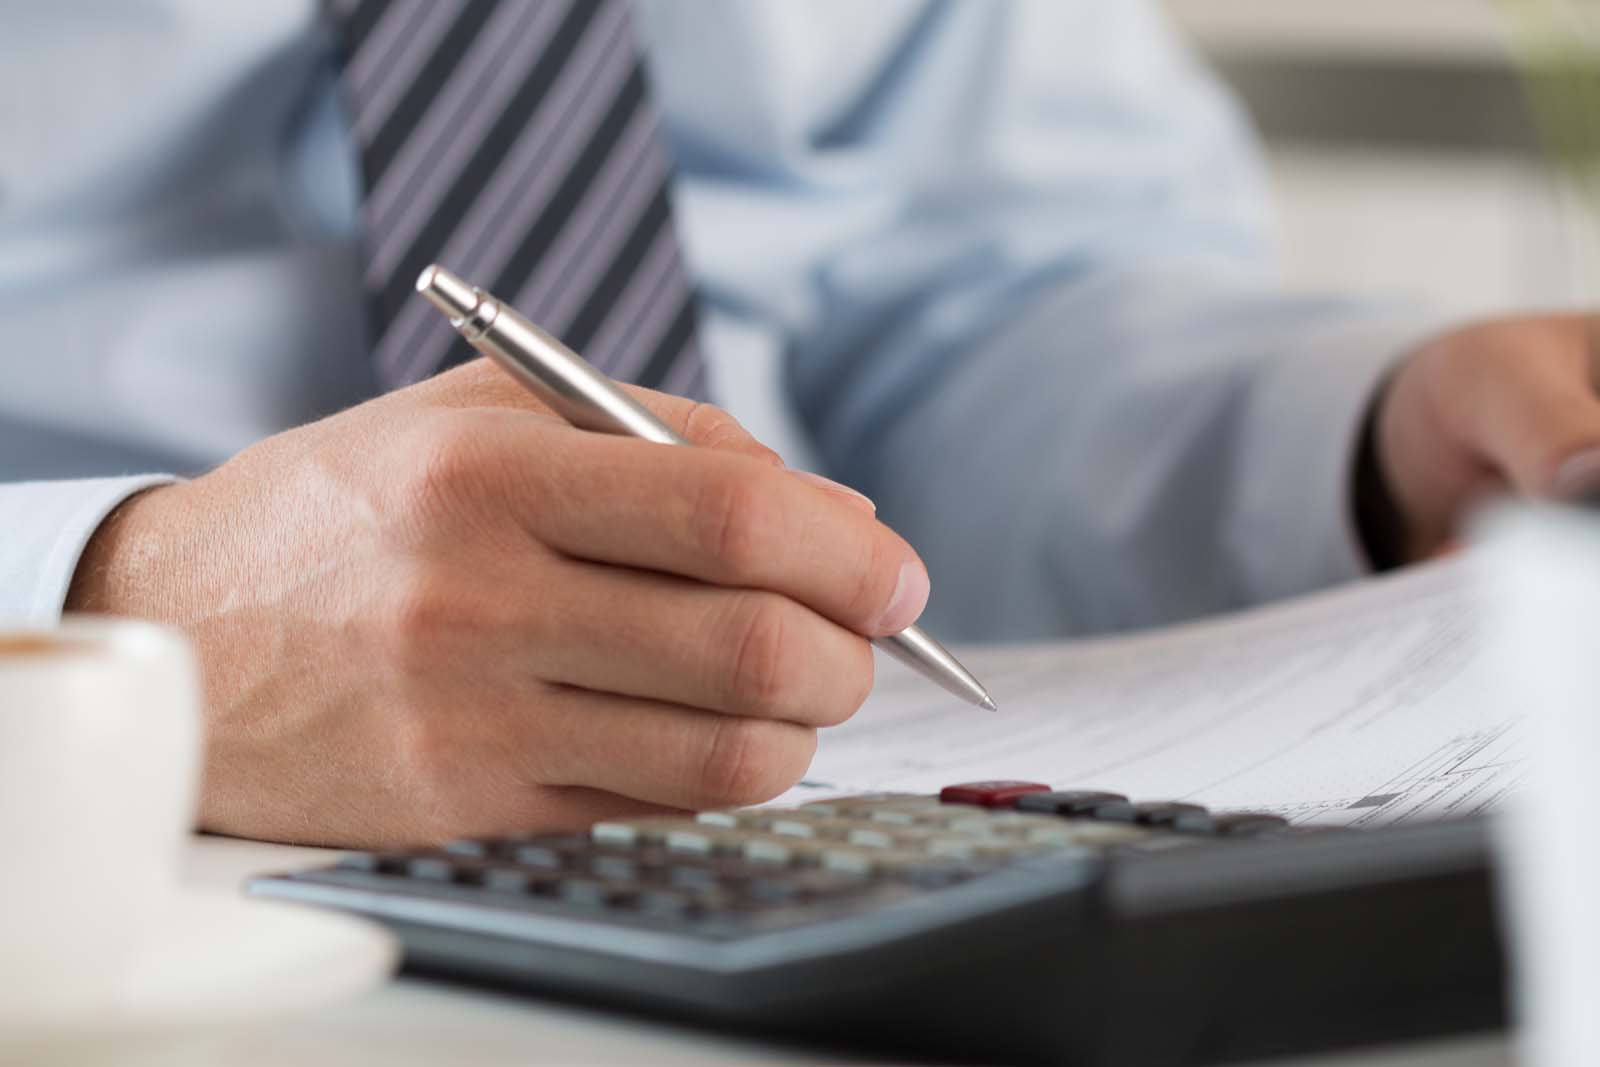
[177,836,1515,1067]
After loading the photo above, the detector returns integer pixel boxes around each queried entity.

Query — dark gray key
[510,838,592,869]
[1134,802,1214,833]
[1015,790,1137,821]
[1213,813,1290,836]
[635,888,699,919]
[406,855,456,882]
[482,866,562,895]
[589,855,641,882]
[559,877,638,908]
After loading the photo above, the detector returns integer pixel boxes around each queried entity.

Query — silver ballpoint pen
[416,264,997,712]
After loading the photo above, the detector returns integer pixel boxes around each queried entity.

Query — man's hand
[66,360,927,848]
[1373,314,1600,563]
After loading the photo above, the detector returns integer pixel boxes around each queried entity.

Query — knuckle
[682,401,741,446]
[393,414,488,521]
[699,717,814,807]
[726,595,800,717]
[692,470,774,580]
[683,402,781,464]
[379,571,457,664]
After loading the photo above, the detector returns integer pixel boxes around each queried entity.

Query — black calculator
[248,781,1505,1066]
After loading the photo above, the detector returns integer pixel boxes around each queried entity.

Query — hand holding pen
[417,265,995,712]
[67,278,985,848]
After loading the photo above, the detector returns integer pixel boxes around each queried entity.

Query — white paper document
[793,555,1524,828]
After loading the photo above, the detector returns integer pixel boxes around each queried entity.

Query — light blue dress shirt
[0,0,1439,639]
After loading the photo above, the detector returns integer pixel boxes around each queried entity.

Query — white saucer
[1,888,397,1062]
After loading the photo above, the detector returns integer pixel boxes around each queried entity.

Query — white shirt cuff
[0,475,178,625]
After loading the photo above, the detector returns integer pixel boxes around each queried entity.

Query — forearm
[836,263,1448,641]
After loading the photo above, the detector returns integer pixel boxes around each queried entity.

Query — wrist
[65,485,181,617]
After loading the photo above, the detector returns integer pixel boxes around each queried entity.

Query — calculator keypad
[312,784,1290,934]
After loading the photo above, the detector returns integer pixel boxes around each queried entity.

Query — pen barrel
[462,295,688,447]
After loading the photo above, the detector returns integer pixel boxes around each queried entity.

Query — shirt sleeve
[0,476,177,625]
[649,0,1449,639]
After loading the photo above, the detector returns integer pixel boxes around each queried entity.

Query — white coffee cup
[1480,506,1600,1067]
[0,618,202,1028]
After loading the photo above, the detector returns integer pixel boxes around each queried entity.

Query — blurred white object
[0,618,396,1063]
[1478,506,1600,1067]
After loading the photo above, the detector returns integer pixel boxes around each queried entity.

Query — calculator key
[592,817,693,848]
[818,845,935,877]
[741,836,798,866]
[666,857,763,889]
[943,810,1067,837]
[1025,820,1148,846]
[845,825,902,850]
[509,843,572,869]
[694,809,772,830]
[1134,802,1214,833]
[405,855,456,882]
[482,866,562,895]
[1212,813,1290,836]
[440,838,490,858]
[634,888,698,919]
[925,835,1036,861]
[798,793,923,816]
[768,815,864,840]
[588,854,641,882]
[665,826,759,856]
[744,877,803,905]
[338,851,398,873]
[940,781,1053,807]
[666,865,723,891]
[1015,790,1137,821]
[559,878,639,908]
[863,808,931,826]
[754,834,837,866]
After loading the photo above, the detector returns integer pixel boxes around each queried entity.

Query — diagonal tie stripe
[327,0,708,395]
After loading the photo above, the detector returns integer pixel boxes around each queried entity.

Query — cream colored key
[819,845,953,877]
[693,809,769,829]
[664,825,753,856]
[768,814,869,840]
[590,816,697,847]
[741,835,800,866]
[925,834,1040,861]
[798,793,923,817]
[1023,820,1147,846]
[844,825,902,849]
[742,831,832,870]
[944,810,1079,837]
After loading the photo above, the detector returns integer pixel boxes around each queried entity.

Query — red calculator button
[939,781,1052,808]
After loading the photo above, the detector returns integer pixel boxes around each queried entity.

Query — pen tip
[980,694,998,712]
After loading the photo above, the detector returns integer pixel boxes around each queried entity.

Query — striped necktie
[326,0,708,398]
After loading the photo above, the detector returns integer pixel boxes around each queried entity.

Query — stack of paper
[792,555,1521,828]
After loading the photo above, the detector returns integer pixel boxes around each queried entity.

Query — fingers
[1448,317,1600,498]
[523,559,875,727]
[500,422,929,636]
[406,357,784,466]
[521,686,818,811]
